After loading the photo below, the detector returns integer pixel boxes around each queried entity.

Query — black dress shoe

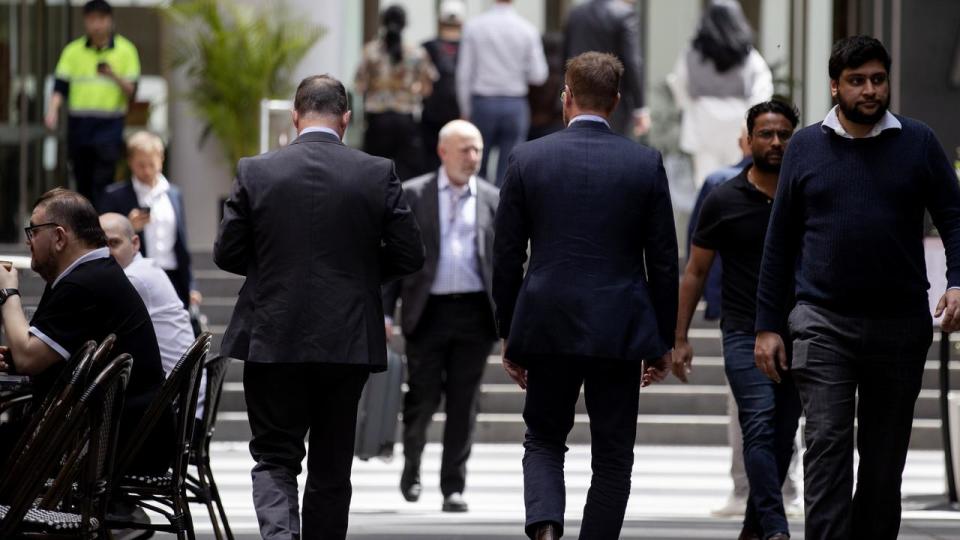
[400,461,421,502]
[736,526,760,540]
[768,534,790,540]
[442,492,468,512]
[400,480,421,502]
[532,521,560,540]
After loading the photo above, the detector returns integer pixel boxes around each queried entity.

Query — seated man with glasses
[0,188,174,476]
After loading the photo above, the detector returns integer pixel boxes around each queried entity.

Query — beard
[838,93,890,125]
[30,244,57,283]
[753,155,782,174]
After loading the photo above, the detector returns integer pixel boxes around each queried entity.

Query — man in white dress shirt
[99,212,203,419]
[456,0,547,186]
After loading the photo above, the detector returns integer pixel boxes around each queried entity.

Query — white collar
[821,105,901,139]
[132,174,170,197]
[299,126,341,139]
[437,167,476,197]
[51,247,110,289]
[569,114,611,128]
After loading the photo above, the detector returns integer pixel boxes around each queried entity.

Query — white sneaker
[711,495,747,517]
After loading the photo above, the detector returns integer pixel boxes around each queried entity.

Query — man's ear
[342,110,352,130]
[132,234,141,252]
[291,109,300,132]
[830,79,838,99]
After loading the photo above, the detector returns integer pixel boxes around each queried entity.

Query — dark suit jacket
[382,171,499,337]
[98,181,194,306]
[493,120,677,365]
[563,0,645,134]
[214,131,425,371]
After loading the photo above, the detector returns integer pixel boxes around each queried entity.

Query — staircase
[9,247,959,449]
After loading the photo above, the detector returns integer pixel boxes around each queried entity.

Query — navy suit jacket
[493,120,678,365]
[98,181,194,306]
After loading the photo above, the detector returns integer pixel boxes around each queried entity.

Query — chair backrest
[0,351,123,537]
[190,355,232,463]
[0,340,97,497]
[115,332,212,479]
[88,333,117,376]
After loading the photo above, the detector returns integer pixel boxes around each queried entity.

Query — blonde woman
[98,131,198,309]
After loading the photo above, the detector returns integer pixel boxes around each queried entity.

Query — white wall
[804,0,834,125]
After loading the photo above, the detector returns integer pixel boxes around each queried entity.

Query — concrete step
[209,410,947,450]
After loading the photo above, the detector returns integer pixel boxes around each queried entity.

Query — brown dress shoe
[534,521,560,540]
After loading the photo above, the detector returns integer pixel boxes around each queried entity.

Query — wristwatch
[0,288,20,305]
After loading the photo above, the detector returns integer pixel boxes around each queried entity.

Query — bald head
[99,212,140,268]
[437,120,483,186]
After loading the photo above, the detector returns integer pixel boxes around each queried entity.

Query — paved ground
[173,443,960,539]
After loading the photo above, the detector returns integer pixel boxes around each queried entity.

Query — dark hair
[828,35,891,80]
[565,52,623,114]
[34,188,107,248]
[746,99,800,134]
[83,0,112,16]
[294,75,349,117]
[381,5,406,65]
[692,0,754,72]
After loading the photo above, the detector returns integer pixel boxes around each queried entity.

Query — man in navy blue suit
[493,52,678,540]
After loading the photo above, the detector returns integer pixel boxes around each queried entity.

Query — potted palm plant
[167,0,323,175]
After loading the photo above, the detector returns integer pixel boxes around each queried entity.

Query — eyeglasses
[24,222,60,241]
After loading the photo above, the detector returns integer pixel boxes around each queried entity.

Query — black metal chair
[0,340,98,493]
[185,355,234,540]
[107,332,212,540]
[0,353,133,538]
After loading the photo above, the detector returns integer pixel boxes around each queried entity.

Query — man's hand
[0,264,19,290]
[672,339,693,383]
[384,319,394,343]
[189,290,203,306]
[936,289,960,332]
[754,331,787,383]
[632,109,651,137]
[642,351,671,387]
[501,339,527,390]
[128,208,151,231]
[0,346,10,372]
[44,109,59,131]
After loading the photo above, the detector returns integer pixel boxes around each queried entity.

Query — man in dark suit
[214,74,424,540]
[563,0,648,137]
[383,119,498,513]
[494,52,678,540]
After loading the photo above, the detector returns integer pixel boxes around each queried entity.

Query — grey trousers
[788,302,931,540]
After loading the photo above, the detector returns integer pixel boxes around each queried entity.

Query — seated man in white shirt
[99,212,205,420]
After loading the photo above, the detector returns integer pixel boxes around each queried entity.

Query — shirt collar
[85,33,116,50]
[299,126,341,139]
[132,174,170,198]
[52,247,110,289]
[569,114,611,128]
[437,167,476,197]
[821,105,902,139]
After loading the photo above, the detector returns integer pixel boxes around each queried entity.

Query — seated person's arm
[1,294,63,375]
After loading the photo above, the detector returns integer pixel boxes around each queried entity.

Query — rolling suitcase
[354,346,404,461]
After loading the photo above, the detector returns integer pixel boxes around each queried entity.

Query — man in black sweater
[755,36,960,540]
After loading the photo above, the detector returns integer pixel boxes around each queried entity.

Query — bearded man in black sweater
[755,36,960,540]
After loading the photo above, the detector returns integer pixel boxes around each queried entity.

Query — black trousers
[69,141,122,207]
[244,362,369,540]
[522,356,641,540]
[788,303,931,540]
[363,112,424,181]
[402,293,494,496]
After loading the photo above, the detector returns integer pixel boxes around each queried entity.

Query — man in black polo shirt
[673,100,801,540]
[0,188,173,475]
